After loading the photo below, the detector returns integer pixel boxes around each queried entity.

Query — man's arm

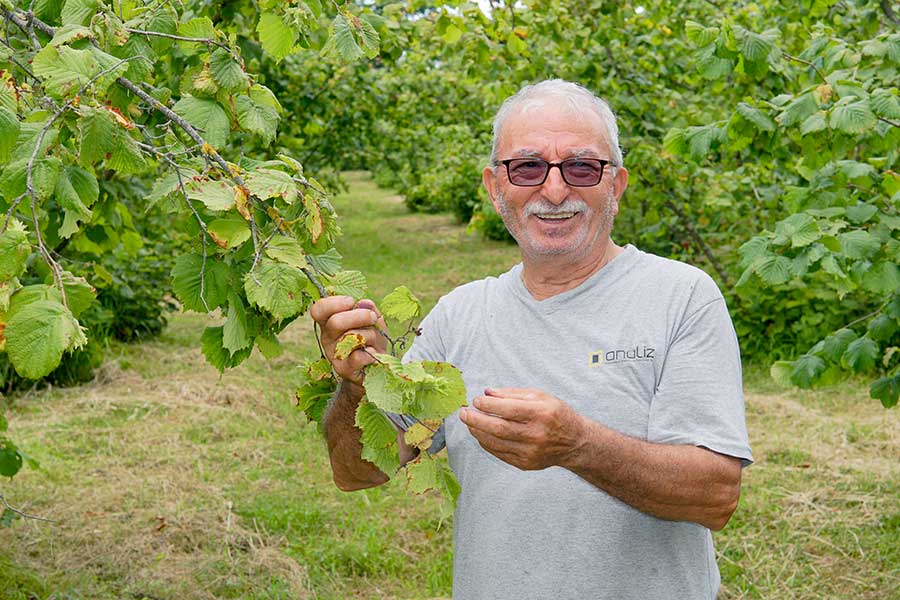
[459,387,742,530]
[311,296,418,492]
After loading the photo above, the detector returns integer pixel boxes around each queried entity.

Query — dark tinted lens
[562,160,603,185]
[508,159,548,184]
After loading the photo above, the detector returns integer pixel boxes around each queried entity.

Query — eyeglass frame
[494,157,617,187]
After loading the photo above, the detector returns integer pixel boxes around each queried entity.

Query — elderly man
[310,79,753,599]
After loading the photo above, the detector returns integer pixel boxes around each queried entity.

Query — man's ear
[483,165,499,212]
[612,166,629,202]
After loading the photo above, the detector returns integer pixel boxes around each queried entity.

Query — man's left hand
[458,388,586,470]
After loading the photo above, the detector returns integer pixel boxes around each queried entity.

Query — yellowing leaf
[403,422,434,451]
[334,332,366,360]
[380,285,421,322]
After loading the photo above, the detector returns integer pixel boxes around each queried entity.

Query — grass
[1,171,898,599]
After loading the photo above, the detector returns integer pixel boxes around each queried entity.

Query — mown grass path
[1,172,898,599]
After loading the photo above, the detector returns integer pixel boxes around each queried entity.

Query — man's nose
[541,164,569,204]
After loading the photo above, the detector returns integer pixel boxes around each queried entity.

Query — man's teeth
[536,212,575,220]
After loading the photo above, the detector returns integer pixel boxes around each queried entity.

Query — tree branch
[663,198,730,286]
[124,27,232,52]
[0,493,55,523]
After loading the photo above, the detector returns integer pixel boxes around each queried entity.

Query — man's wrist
[558,412,595,471]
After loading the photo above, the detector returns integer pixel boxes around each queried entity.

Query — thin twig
[782,52,828,84]
[124,27,232,52]
[0,493,56,523]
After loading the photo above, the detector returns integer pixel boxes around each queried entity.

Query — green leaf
[243,259,309,320]
[59,271,95,318]
[845,204,878,224]
[0,108,19,164]
[684,21,718,47]
[694,43,733,79]
[842,337,879,372]
[838,230,881,259]
[836,161,876,181]
[0,220,30,280]
[355,400,397,449]
[257,12,297,62]
[770,360,794,388]
[308,248,342,276]
[327,270,367,299]
[739,28,777,65]
[77,107,145,173]
[405,453,441,494]
[0,439,23,477]
[361,440,400,476]
[172,96,229,149]
[55,165,97,238]
[222,295,253,356]
[380,286,421,322]
[78,107,117,164]
[662,128,686,156]
[244,168,294,203]
[255,331,283,359]
[264,236,307,268]
[818,328,856,363]
[799,112,828,135]
[170,253,230,312]
[775,214,820,248]
[363,363,407,414]
[177,17,216,54]
[235,95,279,145]
[738,236,769,268]
[862,262,900,294]
[250,84,283,114]
[777,93,818,128]
[32,45,112,98]
[209,48,247,92]
[207,215,250,250]
[5,300,86,379]
[735,102,775,133]
[756,255,793,285]
[870,89,900,119]
[296,371,335,431]
[830,99,877,135]
[684,125,722,160]
[790,354,826,388]
[867,313,898,342]
[413,361,466,419]
[60,0,98,26]
[870,375,900,408]
[185,178,234,211]
[201,325,252,373]
[320,13,373,62]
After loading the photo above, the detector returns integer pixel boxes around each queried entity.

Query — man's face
[483,103,628,261]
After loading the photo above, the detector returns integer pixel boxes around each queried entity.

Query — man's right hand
[310,296,388,390]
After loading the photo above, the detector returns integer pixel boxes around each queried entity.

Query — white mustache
[524,198,589,216]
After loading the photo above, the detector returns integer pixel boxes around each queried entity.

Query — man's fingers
[460,407,525,440]
[310,295,356,325]
[485,387,539,399]
[323,307,380,341]
[471,395,534,422]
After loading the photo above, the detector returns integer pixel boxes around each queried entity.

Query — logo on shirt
[588,346,655,367]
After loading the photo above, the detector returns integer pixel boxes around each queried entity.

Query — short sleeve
[647,296,754,466]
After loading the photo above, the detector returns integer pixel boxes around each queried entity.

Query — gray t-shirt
[402,244,753,600]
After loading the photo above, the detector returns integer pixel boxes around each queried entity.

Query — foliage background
[0,0,898,596]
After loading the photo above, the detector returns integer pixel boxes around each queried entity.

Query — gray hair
[489,79,623,167]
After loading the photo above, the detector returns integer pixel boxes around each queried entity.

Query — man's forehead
[498,102,610,157]
[511,147,601,158]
